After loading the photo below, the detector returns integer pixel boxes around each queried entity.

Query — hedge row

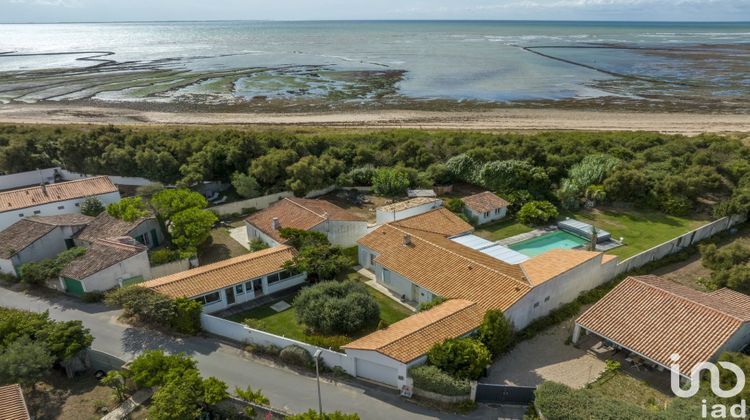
[408,365,470,396]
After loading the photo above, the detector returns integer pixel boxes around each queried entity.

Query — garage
[355,358,398,388]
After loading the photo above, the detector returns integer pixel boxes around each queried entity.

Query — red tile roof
[576,275,750,376]
[59,237,147,280]
[246,198,364,243]
[140,245,296,298]
[462,191,509,214]
[0,384,30,420]
[0,214,94,259]
[76,212,154,243]
[344,300,483,363]
[0,177,118,212]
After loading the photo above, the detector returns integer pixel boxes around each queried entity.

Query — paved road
[0,287,525,419]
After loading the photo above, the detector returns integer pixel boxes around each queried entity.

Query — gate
[475,383,536,405]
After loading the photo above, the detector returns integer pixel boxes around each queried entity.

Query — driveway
[487,320,605,389]
[0,287,517,419]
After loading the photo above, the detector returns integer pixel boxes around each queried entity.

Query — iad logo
[670,354,747,419]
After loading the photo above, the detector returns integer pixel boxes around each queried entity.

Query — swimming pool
[509,230,590,257]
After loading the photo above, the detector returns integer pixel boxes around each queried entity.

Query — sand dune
[0,104,748,135]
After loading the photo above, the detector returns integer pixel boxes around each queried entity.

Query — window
[75,202,80,207]
[533,302,540,308]
[544,296,550,302]
[33,210,41,215]
[495,208,502,214]
[484,211,490,218]
[279,270,291,280]
[235,284,244,294]
[57,205,64,210]
[194,291,221,305]
[18,213,24,217]
[369,254,375,266]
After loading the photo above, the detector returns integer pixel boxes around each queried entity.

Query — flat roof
[559,219,610,239]
[450,234,529,264]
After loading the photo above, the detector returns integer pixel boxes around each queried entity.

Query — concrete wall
[466,206,507,225]
[245,223,282,248]
[375,200,443,225]
[0,191,121,231]
[0,258,16,277]
[615,214,747,276]
[311,220,368,248]
[506,254,618,330]
[0,168,60,189]
[76,250,152,292]
[201,313,356,375]
[150,258,191,278]
[198,272,307,313]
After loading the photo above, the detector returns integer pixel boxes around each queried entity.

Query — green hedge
[279,345,314,368]
[408,365,470,396]
[535,382,661,420]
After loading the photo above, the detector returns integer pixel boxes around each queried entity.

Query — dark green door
[150,229,159,247]
[63,277,85,296]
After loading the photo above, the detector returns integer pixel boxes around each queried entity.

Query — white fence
[210,185,340,216]
[200,314,356,375]
[615,214,747,275]
[0,167,158,189]
[150,258,192,278]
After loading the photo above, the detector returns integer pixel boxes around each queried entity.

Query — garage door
[63,277,85,296]
[355,359,398,388]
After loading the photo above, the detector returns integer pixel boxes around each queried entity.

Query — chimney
[271,217,281,230]
[403,234,412,246]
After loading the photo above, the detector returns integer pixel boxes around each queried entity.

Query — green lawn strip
[473,218,534,241]
[226,277,412,347]
[566,207,710,259]
[589,371,671,410]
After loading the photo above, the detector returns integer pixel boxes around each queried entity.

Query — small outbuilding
[375,197,442,225]
[462,191,509,225]
[75,211,164,249]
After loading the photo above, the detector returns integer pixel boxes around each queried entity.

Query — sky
[2,0,749,23]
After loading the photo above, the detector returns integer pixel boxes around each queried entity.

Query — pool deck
[496,225,557,246]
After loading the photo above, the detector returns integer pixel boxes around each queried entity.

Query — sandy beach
[0,104,748,134]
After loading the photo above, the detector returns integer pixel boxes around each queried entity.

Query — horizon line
[1,18,749,25]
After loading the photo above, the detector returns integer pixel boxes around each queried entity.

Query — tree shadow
[121,327,220,357]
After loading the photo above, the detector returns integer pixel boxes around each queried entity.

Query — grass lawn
[474,218,534,241]
[227,276,413,347]
[198,225,249,264]
[566,207,711,259]
[589,371,671,411]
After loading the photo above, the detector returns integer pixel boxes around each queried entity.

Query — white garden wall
[150,258,192,278]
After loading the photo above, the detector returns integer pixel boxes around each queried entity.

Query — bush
[444,198,464,213]
[347,165,377,186]
[80,197,105,216]
[418,296,447,312]
[172,298,202,335]
[19,247,87,286]
[409,365,471,396]
[478,310,514,357]
[294,281,380,335]
[249,239,269,252]
[126,350,197,388]
[516,201,558,226]
[304,334,351,352]
[287,410,360,420]
[246,343,282,357]
[105,286,176,327]
[107,197,149,222]
[534,382,660,420]
[81,291,105,303]
[427,338,491,380]
[148,248,187,266]
[279,345,314,368]
[372,167,411,197]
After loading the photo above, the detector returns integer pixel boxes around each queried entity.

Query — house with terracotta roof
[462,191,509,225]
[245,197,367,248]
[0,384,31,420]
[139,245,304,312]
[75,211,164,249]
[375,197,442,225]
[0,176,120,231]
[58,237,151,295]
[0,214,93,277]
[574,275,750,382]
[347,208,618,388]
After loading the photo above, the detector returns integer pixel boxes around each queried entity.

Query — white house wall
[0,191,121,231]
[311,220,368,248]
[200,272,307,313]
[0,258,16,276]
[128,219,165,248]
[716,323,750,359]
[506,255,617,330]
[13,228,68,268]
[245,223,281,248]
[344,348,409,389]
[77,250,152,292]
[375,200,442,225]
[466,207,507,225]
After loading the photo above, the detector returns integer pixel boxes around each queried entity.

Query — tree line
[1,125,748,217]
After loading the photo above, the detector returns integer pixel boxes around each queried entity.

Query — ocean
[0,21,748,109]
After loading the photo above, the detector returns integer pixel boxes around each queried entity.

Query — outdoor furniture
[206,192,220,202]
[214,196,228,204]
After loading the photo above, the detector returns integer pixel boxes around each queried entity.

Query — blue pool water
[509,231,590,257]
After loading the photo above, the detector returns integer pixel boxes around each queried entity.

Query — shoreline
[1,104,749,134]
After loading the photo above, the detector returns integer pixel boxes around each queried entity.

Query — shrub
[149,248,186,266]
[372,167,411,197]
[247,343,282,357]
[235,385,270,405]
[105,286,176,326]
[249,239,269,252]
[126,350,197,388]
[171,298,202,335]
[107,197,149,222]
[478,310,514,357]
[444,198,464,213]
[287,410,360,420]
[418,296,447,312]
[516,201,558,226]
[80,197,105,216]
[347,165,377,186]
[231,171,261,198]
[18,247,87,286]
[81,291,105,303]
[427,338,491,380]
[305,334,351,352]
[409,365,471,396]
[279,345,314,368]
[294,281,380,335]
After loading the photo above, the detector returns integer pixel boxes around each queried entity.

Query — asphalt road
[0,287,525,419]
